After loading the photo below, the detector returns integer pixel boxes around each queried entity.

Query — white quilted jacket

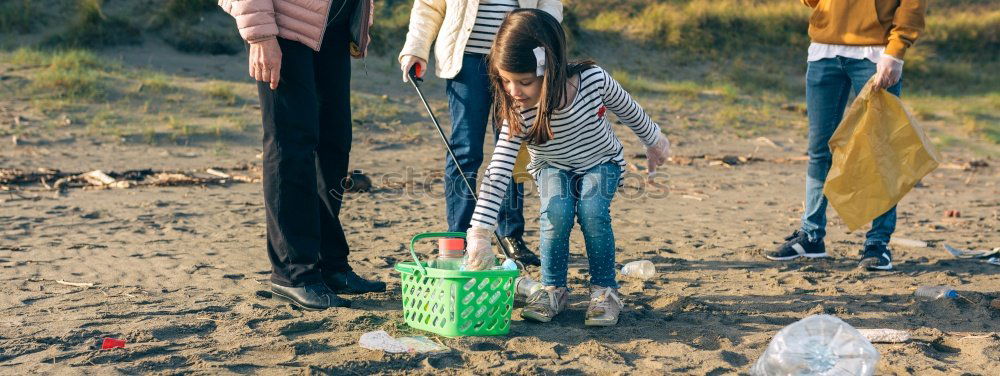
[398,0,563,79]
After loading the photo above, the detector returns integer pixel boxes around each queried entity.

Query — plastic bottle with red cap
[432,238,466,270]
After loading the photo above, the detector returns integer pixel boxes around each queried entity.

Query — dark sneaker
[859,244,893,271]
[323,270,387,294]
[500,236,541,267]
[765,230,828,261]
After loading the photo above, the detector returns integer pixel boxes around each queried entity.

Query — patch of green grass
[163,23,242,55]
[923,10,1000,60]
[48,49,104,71]
[611,69,738,100]
[205,83,239,105]
[167,115,192,141]
[151,0,216,27]
[370,0,414,55]
[143,125,158,144]
[0,0,37,33]
[33,68,102,99]
[568,0,999,100]
[151,0,242,55]
[910,104,944,122]
[930,129,963,149]
[44,0,142,48]
[89,109,124,135]
[960,111,1000,144]
[570,0,998,60]
[24,49,109,100]
[576,0,810,54]
[5,48,47,66]
[139,73,174,94]
[352,93,403,124]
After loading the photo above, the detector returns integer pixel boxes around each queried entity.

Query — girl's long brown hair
[489,9,593,145]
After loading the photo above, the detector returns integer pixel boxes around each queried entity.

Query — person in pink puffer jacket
[218,0,384,311]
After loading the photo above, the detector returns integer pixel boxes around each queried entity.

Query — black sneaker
[765,230,828,261]
[859,244,893,271]
[500,236,541,267]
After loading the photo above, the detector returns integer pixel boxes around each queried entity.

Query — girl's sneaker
[585,287,623,327]
[521,286,568,323]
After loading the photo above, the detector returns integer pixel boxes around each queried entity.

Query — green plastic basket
[394,232,518,337]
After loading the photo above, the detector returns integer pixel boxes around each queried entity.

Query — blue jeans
[445,53,525,237]
[537,162,621,288]
[802,57,902,246]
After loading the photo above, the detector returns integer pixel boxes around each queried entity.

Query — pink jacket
[219,0,373,57]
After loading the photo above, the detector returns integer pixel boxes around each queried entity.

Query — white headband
[532,46,546,76]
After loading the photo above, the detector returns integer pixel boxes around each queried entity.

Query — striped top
[464,0,519,55]
[470,66,664,230]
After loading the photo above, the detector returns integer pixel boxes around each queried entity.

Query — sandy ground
[1,51,998,375]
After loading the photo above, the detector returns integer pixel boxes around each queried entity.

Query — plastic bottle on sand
[620,260,656,279]
[752,314,879,376]
[914,286,958,299]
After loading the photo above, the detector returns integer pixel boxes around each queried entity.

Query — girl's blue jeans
[536,162,621,288]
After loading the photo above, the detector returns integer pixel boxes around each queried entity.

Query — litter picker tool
[406,66,519,266]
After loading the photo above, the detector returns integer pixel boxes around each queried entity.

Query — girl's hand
[463,226,495,270]
[646,135,671,175]
[249,38,282,90]
[400,55,428,83]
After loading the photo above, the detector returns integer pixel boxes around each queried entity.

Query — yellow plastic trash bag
[824,79,942,231]
[512,143,532,184]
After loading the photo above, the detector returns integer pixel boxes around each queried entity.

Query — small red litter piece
[100,338,126,350]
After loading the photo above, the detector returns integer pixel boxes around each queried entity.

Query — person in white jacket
[398,0,563,266]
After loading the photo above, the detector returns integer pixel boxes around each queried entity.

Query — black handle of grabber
[406,66,520,269]
[408,65,424,86]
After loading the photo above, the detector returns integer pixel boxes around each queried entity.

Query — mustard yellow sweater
[802,0,926,59]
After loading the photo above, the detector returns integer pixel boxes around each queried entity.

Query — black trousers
[258,1,356,287]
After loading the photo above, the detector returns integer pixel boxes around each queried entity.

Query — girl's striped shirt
[464,0,520,55]
[470,66,664,230]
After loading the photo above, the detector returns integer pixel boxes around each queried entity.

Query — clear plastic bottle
[752,314,879,376]
[620,260,656,279]
[914,286,958,299]
[493,258,518,271]
[515,276,543,299]
[431,238,465,270]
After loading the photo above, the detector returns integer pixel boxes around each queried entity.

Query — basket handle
[409,232,466,275]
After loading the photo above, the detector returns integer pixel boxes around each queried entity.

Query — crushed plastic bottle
[359,330,449,354]
[914,286,958,299]
[620,260,655,279]
[752,314,880,376]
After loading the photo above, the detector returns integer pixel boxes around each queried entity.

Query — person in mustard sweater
[398,0,563,267]
[767,0,926,271]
